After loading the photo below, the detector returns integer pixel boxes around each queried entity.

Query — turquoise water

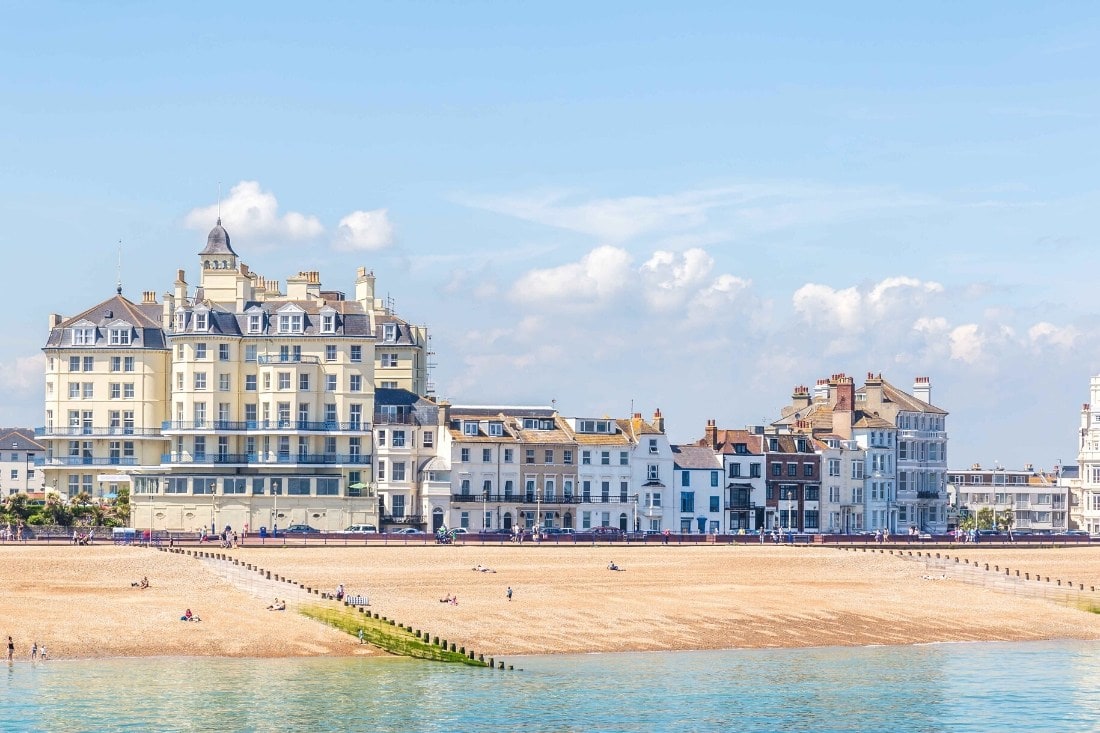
[3,641,1099,732]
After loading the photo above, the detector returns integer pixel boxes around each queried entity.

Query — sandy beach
[3,542,1100,660]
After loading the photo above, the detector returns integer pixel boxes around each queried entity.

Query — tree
[996,509,1015,533]
[975,507,996,531]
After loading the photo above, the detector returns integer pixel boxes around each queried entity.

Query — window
[647,464,659,481]
[195,343,207,359]
[620,451,629,466]
[649,438,658,454]
[681,492,695,513]
[381,353,398,367]
[288,478,311,495]
[488,422,503,437]
[218,374,231,391]
[72,327,95,345]
[193,476,214,495]
[852,463,865,480]
[382,323,397,342]
[247,314,262,334]
[110,383,122,399]
[324,374,336,392]
[787,463,797,477]
[564,449,573,465]
[710,496,720,512]
[392,462,406,481]
[317,478,339,496]
[243,345,257,363]
[503,448,513,463]
[482,448,491,462]
[828,459,840,476]
[711,471,719,487]
[729,463,741,478]
[525,449,535,464]
[325,345,337,362]
[771,463,781,477]
[682,471,691,487]
[463,421,478,436]
[194,312,208,331]
[69,356,81,371]
[299,373,310,391]
[278,372,291,390]
[245,375,257,391]
[68,383,79,399]
[83,383,93,399]
[109,328,130,345]
[278,313,303,333]
[123,383,134,399]
[804,464,814,477]
[545,449,554,464]
[349,375,362,392]
[194,372,207,390]
[321,313,335,333]
[350,345,362,363]
[460,448,470,463]
[224,478,246,495]
[601,451,610,465]
[392,430,406,448]
[110,356,120,372]
[582,451,591,465]
[423,430,434,448]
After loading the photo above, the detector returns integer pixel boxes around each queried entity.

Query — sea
[3,640,1099,732]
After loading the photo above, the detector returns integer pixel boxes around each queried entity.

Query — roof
[200,218,237,257]
[860,379,948,415]
[706,429,764,456]
[672,445,722,470]
[0,428,45,452]
[45,294,167,350]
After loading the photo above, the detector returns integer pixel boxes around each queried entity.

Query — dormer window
[71,327,95,345]
[247,313,262,334]
[488,422,503,437]
[383,323,397,342]
[648,438,658,454]
[278,314,303,333]
[577,419,612,433]
[321,313,336,333]
[194,312,208,331]
[734,443,747,455]
[108,327,131,345]
[463,421,479,436]
[174,309,186,331]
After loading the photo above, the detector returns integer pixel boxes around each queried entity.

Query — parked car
[341,524,378,534]
[283,524,321,534]
[391,527,423,534]
[450,527,470,535]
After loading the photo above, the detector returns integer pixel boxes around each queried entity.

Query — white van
[342,524,378,534]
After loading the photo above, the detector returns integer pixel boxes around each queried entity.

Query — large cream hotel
[40,219,427,533]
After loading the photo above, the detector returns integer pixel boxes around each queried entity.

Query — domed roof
[200,218,237,256]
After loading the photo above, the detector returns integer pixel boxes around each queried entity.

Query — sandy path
[4,543,1100,660]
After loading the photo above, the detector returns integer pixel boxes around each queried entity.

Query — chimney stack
[913,376,931,404]
[652,408,665,434]
[704,419,718,449]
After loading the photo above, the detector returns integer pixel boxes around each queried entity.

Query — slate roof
[45,294,167,350]
[860,379,948,415]
[199,218,237,256]
[0,428,45,452]
[672,445,722,470]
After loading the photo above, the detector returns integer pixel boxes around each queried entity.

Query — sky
[1,2,1098,471]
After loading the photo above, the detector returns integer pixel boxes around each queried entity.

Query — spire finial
[217,180,222,223]
[116,239,123,295]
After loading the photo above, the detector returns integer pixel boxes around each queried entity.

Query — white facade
[0,429,46,497]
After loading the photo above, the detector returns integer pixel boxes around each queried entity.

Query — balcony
[37,457,139,467]
[916,490,944,499]
[381,514,423,525]
[161,420,369,432]
[256,354,321,365]
[450,493,635,505]
[36,427,163,438]
[898,430,947,440]
[161,453,372,465]
[374,412,418,425]
[725,501,753,510]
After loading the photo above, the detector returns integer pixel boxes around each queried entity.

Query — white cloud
[1028,321,1079,349]
[792,283,863,330]
[949,324,983,363]
[185,181,323,241]
[333,209,395,252]
[511,245,633,305]
[0,353,45,393]
[793,276,944,333]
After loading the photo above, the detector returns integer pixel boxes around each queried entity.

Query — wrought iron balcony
[449,493,634,505]
[256,354,321,365]
[36,427,163,438]
[161,420,369,432]
[37,456,139,466]
[161,453,372,465]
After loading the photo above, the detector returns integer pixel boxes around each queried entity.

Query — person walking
[506,586,513,602]
[7,636,14,662]
[357,628,365,645]
[31,642,37,661]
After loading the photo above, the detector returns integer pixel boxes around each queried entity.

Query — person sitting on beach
[140,576,149,589]
[607,561,622,571]
[181,609,194,621]
[275,600,285,611]
[439,594,455,603]
[335,583,345,601]
[267,598,281,610]
[473,563,496,573]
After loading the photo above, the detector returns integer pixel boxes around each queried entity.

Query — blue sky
[1,2,1098,470]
